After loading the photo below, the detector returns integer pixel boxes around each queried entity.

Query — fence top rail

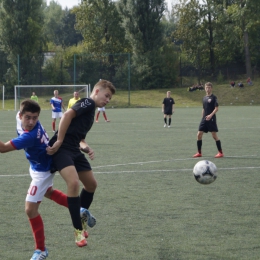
[15,85,89,88]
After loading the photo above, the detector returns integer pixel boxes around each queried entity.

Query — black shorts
[164,110,172,115]
[52,148,92,172]
[198,117,218,133]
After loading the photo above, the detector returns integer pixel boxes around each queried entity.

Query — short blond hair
[205,82,213,88]
[93,79,116,95]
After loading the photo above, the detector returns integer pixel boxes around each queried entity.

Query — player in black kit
[162,91,175,128]
[193,82,224,158]
[47,79,116,247]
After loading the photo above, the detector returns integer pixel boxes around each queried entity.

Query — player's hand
[46,141,62,155]
[80,146,95,160]
[205,115,212,121]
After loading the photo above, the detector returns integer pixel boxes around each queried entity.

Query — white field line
[0,156,259,177]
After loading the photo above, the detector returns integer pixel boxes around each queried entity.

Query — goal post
[14,84,91,111]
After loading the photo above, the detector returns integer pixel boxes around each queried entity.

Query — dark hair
[20,99,41,115]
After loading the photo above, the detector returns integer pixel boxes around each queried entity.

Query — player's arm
[62,100,66,111]
[172,104,174,113]
[0,141,16,153]
[50,101,55,110]
[162,103,164,113]
[205,107,218,121]
[46,109,76,155]
[79,139,94,160]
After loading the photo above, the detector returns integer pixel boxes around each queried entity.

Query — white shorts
[52,111,63,119]
[26,168,54,203]
[97,107,105,112]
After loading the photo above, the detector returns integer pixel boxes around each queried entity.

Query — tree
[118,0,168,88]
[74,0,131,82]
[0,0,46,87]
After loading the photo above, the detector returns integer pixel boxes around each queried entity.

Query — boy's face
[205,85,212,95]
[19,111,39,131]
[94,88,113,107]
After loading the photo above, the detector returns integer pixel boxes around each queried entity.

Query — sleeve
[215,96,219,107]
[11,132,35,150]
[72,98,95,116]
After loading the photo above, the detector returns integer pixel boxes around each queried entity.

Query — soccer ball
[193,160,217,185]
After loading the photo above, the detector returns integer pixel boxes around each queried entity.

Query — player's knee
[68,179,81,193]
[25,205,38,218]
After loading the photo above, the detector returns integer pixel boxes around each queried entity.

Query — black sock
[164,118,167,124]
[216,140,222,153]
[80,189,94,209]
[67,197,82,230]
[169,118,171,126]
[197,140,202,153]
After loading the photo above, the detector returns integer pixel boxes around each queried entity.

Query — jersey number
[28,185,38,196]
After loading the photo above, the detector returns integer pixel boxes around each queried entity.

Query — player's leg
[211,132,224,157]
[168,115,172,128]
[193,131,204,157]
[78,170,97,235]
[163,114,167,127]
[51,112,57,132]
[45,187,68,207]
[26,170,54,259]
[53,149,87,247]
[59,166,87,246]
[95,111,100,122]
[103,112,110,122]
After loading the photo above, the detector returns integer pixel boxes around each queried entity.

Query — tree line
[0,0,259,95]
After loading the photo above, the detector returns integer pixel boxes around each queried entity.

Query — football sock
[164,118,167,124]
[103,112,108,121]
[80,189,94,209]
[216,140,222,153]
[67,197,82,230]
[29,214,45,251]
[197,140,202,153]
[96,112,100,121]
[169,118,171,126]
[52,121,55,131]
[50,189,68,207]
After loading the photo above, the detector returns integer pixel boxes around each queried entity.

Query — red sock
[50,189,68,207]
[103,112,108,121]
[29,215,45,251]
[52,121,55,131]
[96,111,100,121]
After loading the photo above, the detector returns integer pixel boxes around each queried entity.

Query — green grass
[0,107,260,259]
[0,80,259,110]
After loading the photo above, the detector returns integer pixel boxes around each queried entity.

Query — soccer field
[0,107,259,260]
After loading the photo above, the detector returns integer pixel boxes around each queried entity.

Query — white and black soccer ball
[193,160,217,185]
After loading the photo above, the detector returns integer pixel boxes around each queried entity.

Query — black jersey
[202,94,218,118]
[50,98,95,150]
[162,97,175,114]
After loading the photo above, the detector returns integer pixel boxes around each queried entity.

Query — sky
[47,0,174,10]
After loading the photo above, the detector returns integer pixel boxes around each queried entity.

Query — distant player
[47,79,116,247]
[67,91,81,110]
[162,91,175,128]
[30,92,38,102]
[95,107,110,122]
[193,82,224,158]
[50,90,65,132]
